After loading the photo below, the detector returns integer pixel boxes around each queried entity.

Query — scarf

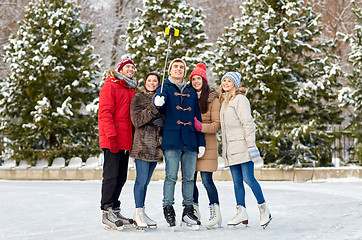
[169,76,186,93]
[116,72,137,89]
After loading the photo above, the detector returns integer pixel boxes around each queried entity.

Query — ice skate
[227,205,248,227]
[193,203,200,220]
[102,205,124,231]
[205,203,222,229]
[133,207,148,230]
[143,207,157,228]
[180,205,201,231]
[258,203,272,229]
[113,207,134,227]
[163,205,176,231]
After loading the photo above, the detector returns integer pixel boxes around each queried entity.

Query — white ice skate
[227,205,248,227]
[258,203,272,229]
[143,207,157,228]
[134,207,148,230]
[205,203,222,229]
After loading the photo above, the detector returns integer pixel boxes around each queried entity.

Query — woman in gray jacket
[130,73,163,229]
[219,72,272,229]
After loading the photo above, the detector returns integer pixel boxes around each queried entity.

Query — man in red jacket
[98,58,138,230]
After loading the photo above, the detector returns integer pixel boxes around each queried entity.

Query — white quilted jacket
[220,93,256,167]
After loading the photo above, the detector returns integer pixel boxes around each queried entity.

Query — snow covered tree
[338,1,362,165]
[1,0,101,164]
[121,0,212,84]
[213,0,344,166]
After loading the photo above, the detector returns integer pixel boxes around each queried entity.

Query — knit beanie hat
[190,62,208,83]
[117,58,135,72]
[168,58,187,77]
[221,72,241,88]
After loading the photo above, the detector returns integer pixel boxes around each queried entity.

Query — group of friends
[97,57,272,231]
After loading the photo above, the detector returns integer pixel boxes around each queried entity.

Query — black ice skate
[181,205,201,230]
[102,204,124,231]
[163,205,176,230]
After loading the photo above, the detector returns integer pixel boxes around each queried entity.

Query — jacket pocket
[114,120,129,130]
[228,139,247,156]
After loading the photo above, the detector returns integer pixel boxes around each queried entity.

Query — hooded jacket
[196,88,220,172]
[155,78,205,152]
[220,89,256,167]
[98,75,136,151]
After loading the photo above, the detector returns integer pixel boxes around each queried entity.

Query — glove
[194,117,202,132]
[248,146,262,163]
[154,95,165,107]
[198,146,205,158]
[109,136,119,153]
[151,117,163,127]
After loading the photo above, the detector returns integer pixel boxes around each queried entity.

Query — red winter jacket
[98,76,136,151]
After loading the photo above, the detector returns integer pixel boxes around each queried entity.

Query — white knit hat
[168,58,187,77]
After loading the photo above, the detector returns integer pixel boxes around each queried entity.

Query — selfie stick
[160,27,179,94]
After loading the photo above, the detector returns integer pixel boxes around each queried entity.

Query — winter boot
[181,205,201,230]
[193,203,200,220]
[143,207,157,227]
[133,208,148,229]
[227,205,248,226]
[258,203,272,228]
[113,207,134,226]
[102,204,124,230]
[205,203,222,229]
[163,205,176,227]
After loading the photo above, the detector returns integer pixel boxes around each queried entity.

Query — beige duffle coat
[220,90,256,167]
[196,88,221,172]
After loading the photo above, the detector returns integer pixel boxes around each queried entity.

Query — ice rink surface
[1,179,362,240]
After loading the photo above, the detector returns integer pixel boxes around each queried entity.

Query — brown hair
[106,68,117,78]
[145,73,160,83]
[191,77,210,114]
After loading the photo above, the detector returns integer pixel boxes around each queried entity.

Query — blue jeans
[229,161,265,207]
[133,159,157,208]
[163,148,197,207]
[193,171,219,205]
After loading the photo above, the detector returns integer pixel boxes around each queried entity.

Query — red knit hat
[190,62,207,83]
[117,58,135,72]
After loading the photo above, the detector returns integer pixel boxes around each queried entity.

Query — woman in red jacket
[98,58,137,230]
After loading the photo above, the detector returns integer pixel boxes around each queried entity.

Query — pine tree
[121,0,212,85]
[1,0,101,164]
[338,1,362,164]
[213,0,343,166]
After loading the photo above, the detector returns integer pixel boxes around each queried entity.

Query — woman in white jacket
[219,72,272,229]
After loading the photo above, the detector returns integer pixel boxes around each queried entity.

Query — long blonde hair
[219,86,247,108]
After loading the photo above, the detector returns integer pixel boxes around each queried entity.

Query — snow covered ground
[1,179,362,240]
